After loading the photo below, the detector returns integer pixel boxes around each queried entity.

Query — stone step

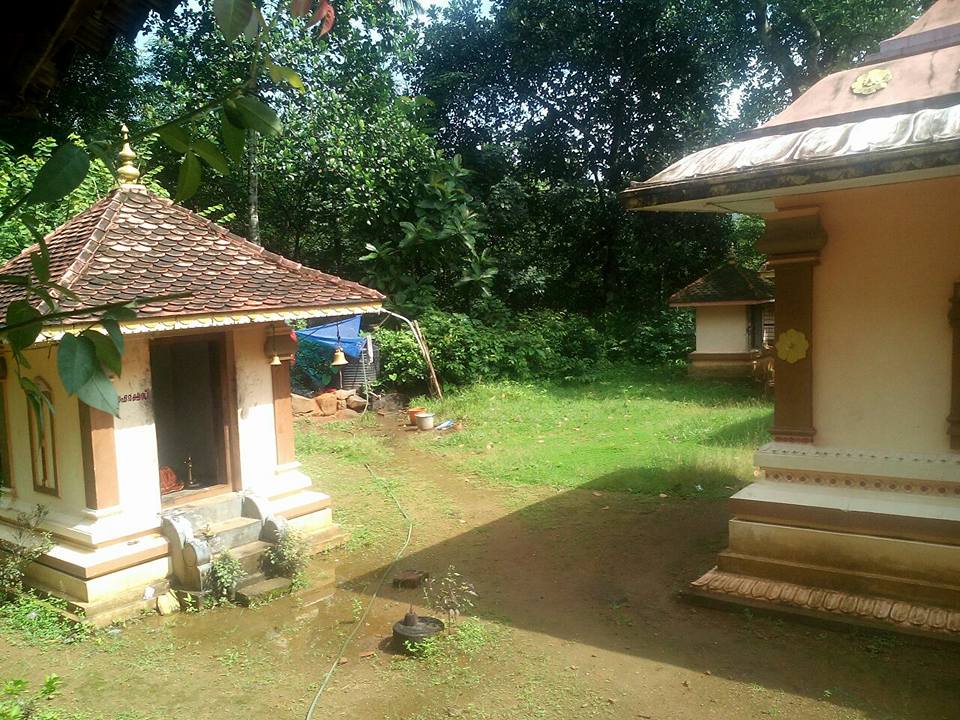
[29,577,172,627]
[235,576,292,606]
[231,540,271,576]
[286,507,334,538]
[731,481,960,545]
[271,490,332,520]
[299,524,349,554]
[172,492,243,527]
[203,516,263,552]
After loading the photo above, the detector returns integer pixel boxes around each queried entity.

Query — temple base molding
[689,567,960,640]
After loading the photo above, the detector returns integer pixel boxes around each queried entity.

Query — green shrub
[0,506,54,602]
[600,307,694,365]
[1,675,63,720]
[0,593,89,645]
[209,551,244,603]
[263,529,309,581]
[377,308,609,389]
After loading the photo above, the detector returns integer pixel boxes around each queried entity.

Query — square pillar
[78,403,120,510]
[758,208,827,443]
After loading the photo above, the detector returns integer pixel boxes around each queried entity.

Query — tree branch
[753,0,804,99]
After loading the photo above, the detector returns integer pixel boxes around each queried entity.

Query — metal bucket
[414,412,435,431]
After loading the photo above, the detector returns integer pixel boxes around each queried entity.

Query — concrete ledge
[272,490,332,520]
[0,501,160,549]
[755,442,960,483]
[689,361,755,378]
[27,556,171,604]
[723,519,960,606]
[731,481,960,545]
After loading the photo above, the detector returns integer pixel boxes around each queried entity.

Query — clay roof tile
[0,187,383,325]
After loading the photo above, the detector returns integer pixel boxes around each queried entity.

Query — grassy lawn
[410,364,772,498]
[3,367,957,720]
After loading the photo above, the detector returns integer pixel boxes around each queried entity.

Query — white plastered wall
[0,338,163,546]
[3,345,85,516]
[695,305,749,353]
[232,325,287,496]
[112,335,162,533]
[784,175,960,453]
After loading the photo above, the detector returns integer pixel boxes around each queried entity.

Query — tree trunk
[247,128,260,245]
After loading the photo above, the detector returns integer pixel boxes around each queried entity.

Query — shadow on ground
[349,460,960,720]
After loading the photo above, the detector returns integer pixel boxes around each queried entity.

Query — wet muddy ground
[4,418,960,720]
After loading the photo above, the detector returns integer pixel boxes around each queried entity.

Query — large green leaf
[57,333,98,395]
[24,144,90,205]
[192,139,230,174]
[100,317,124,354]
[233,96,283,136]
[29,237,50,283]
[77,370,119,417]
[82,329,122,377]
[266,59,305,92]
[0,274,29,287]
[87,140,116,175]
[157,125,191,154]
[4,300,42,352]
[213,0,254,42]
[220,111,246,163]
[175,151,202,202]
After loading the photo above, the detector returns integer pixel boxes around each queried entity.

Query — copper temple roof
[620,0,960,213]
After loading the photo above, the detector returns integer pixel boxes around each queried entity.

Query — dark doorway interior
[150,335,227,495]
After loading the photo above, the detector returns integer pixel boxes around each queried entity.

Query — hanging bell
[270,353,282,366]
[331,347,349,367]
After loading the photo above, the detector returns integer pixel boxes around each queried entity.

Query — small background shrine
[668,262,775,378]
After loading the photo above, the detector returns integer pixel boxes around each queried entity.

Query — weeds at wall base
[0,592,91,646]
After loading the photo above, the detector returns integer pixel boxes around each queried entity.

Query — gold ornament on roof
[117,124,141,184]
[776,329,809,364]
[851,68,892,96]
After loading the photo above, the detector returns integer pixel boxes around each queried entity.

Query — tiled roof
[668,263,774,306]
[0,186,383,325]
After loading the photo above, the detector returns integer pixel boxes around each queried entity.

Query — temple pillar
[79,403,120,511]
[271,361,295,466]
[757,208,826,443]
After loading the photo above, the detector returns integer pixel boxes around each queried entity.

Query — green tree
[0,0,324,416]
[416,0,745,313]
[361,152,496,314]
[737,0,932,125]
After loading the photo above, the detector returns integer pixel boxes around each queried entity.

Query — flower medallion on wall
[851,68,892,96]
[776,329,809,364]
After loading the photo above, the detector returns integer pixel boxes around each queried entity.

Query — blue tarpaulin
[295,316,365,359]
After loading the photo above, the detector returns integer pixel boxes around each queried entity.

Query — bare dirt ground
[4,418,959,720]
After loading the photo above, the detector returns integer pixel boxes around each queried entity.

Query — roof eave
[669,298,774,308]
[619,139,960,213]
[37,300,385,342]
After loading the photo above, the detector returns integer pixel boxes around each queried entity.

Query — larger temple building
[620,1,960,637]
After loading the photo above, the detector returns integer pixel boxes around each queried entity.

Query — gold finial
[117,124,141,185]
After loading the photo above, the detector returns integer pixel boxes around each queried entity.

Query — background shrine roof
[0,186,383,327]
[668,263,774,307]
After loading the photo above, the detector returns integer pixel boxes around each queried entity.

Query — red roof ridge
[57,190,128,294]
